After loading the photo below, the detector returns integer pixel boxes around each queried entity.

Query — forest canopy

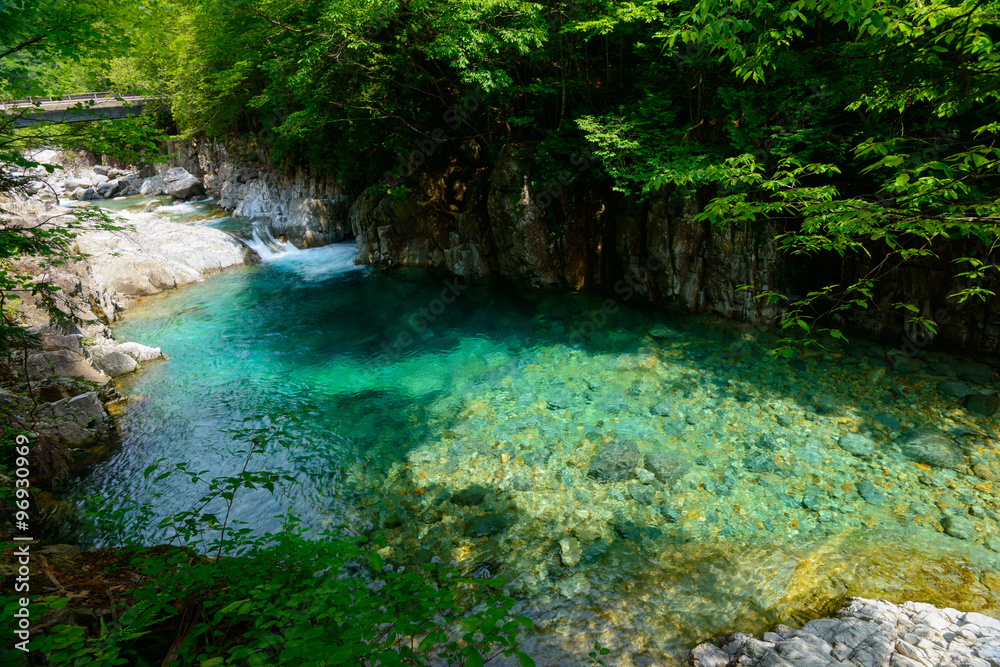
[3,0,999,338]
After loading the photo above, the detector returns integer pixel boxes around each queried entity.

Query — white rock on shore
[690,597,1000,667]
[75,216,258,301]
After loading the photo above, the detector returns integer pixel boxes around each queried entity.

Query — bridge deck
[1,92,161,126]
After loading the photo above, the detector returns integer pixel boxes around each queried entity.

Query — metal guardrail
[1,92,151,108]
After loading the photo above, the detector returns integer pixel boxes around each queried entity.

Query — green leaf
[368,552,383,572]
[516,652,536,667]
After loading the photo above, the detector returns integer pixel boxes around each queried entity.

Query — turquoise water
[61,197,1000,665]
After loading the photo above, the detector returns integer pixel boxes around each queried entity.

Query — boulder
[268,196,352,248]
[162,167,204,200]
[25,350,110,386]
[96,181,119,199]
[91,173,109,186]
[90,351,138,377]
[64,177,92,190]
[139,173,165,195]
[93,165,110,176]
[33,392,110,447]
[897,428,964,469]
[113,341,163,362]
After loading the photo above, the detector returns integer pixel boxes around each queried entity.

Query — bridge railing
[1,92,150,108]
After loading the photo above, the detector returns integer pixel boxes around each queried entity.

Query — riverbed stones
[856,479,886,505]
[744,451,776,473]
[897,428,964,469]
[628,482,655,505]
[464,513,514,537]
[838,432,875,457]
[587,440,639,482]
[559,536,582,567]
[643,451,690,486]
[942,515,975,540]
[634,467,656,484]
[649,400,672,416]
[451,484,487,506]
[965,393,1000,416]
[558,572,591,599]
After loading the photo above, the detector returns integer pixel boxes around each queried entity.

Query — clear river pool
[58,196,1000,665]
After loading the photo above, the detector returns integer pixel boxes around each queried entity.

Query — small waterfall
[246,219,292,259]
[245,218,362,281]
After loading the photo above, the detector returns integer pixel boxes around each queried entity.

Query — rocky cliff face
[164,137,1000,351]
[161,138,352,248]
[348,143,784,323]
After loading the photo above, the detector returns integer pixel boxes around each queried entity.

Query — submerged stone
[874,413,900,430]
[628,482,655,505]
[588,440,639,482]
[838,432,875,457]
[451,484,488,506]
[558,572,591,599]
[464,513,514,537]
[649,400,673,417]
[614,521,663,543]
[949,359,995,385]
[942,515,975,540]
[897,429,964,469]
[559,536,582,567]
[856,480,886,505]
[643,451,691,487]
[744,451,777,473]
[965,393,1000,416]
[939,380,975,398]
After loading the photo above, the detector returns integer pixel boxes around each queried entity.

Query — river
[58,195,1000,665]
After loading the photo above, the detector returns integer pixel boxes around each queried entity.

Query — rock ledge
[690,597,1000,667]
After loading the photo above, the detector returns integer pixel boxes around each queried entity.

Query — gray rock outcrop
[32,392,110,447]
[689,597,1000,667]
[75,216,257,303]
